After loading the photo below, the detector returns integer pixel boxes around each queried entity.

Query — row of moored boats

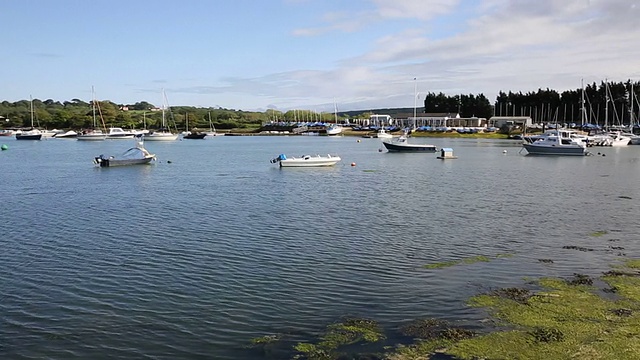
[0,127,220,141]
[521,129,640,156]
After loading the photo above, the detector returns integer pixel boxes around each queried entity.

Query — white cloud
[165,0,640,111]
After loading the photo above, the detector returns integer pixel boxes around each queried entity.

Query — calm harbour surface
[2,135,640,359]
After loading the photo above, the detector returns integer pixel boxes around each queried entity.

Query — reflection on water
[1,136,640,359]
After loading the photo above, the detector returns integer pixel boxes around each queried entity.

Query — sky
[2,0,639,112]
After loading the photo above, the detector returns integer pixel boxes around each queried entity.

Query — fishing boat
[522,130,588,156]
[94,137,156,167]
[270,154,341,167]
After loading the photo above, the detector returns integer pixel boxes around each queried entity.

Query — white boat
[40,129,59,138]
[77,130,107,141]
[607,131,631,147]
[382,133,437,152]
[94,138,156,167]
[203,112,221,137]
[325,124,343,136]
[107,127,136,139]
[53,130,78,138]
[270,154,341,167]
[325,102,343,135]
[375,128,393,139]
[522,130,588,156]
[78,87,107,141]
[145,89,179,141]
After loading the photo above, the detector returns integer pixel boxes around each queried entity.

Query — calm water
[2,135,640,359]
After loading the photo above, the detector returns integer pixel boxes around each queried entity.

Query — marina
[1,135,640,359]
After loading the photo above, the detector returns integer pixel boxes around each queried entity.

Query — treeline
[0,99,266,130]
[494,80,640,125]
[422,80,640,125]
[2,80,639,129]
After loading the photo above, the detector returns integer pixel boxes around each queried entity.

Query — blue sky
[2,0,639,112]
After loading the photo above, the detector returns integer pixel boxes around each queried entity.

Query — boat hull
[522,143,587,156]
[183,133,207,139]
[15,134,42,140]
[95,157,155,167]
[144,133,179,141]
[383,141,436,152]
[276,155,342,167]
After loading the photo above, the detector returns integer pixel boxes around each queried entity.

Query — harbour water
[2,135,640,359]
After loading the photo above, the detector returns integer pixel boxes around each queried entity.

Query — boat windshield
[119,147,149,159]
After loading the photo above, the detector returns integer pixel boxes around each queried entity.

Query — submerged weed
[292,317,385,359]
[423,254,509,269]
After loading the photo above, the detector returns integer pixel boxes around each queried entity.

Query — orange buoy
[351,162,356,167]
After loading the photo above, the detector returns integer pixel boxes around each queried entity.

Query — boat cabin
[437,147,457,159]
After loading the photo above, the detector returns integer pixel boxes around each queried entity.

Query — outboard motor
[270,154,287,163]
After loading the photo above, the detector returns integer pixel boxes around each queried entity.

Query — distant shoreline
[223,128,513,139]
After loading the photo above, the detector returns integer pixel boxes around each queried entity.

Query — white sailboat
[77,87,107,141]
[144,89,179,141]
[604,82,630,146]
[204,112,221,137]
[325,101,343,136]
[15,96,43,140]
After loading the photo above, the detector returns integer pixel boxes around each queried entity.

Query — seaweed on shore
[389,258,640,360]
[292,317,385,359]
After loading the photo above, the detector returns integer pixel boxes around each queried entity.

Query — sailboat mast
[413,77,417,130]
[30,95,34,128]
[92,86,96,128]
[581,79,585,126]
[161,88,166,128]
[605,79,609,129]
[631,83,635,126]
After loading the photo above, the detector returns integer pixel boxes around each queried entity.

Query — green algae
[250,334,279,345]
[590,230,609,237]
[390,258,640,360]
[292,317,385,359]
[423,254,509,269]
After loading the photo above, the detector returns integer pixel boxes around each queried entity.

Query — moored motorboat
[375,128,393,139]
[522,130,588,156]
[183,131,207,139]
[382,134,437,152]
[15,128,42,140]
[270,153,341,167]
[53,130,78,138]
[107,127,135,139]
[94,138,156,167]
